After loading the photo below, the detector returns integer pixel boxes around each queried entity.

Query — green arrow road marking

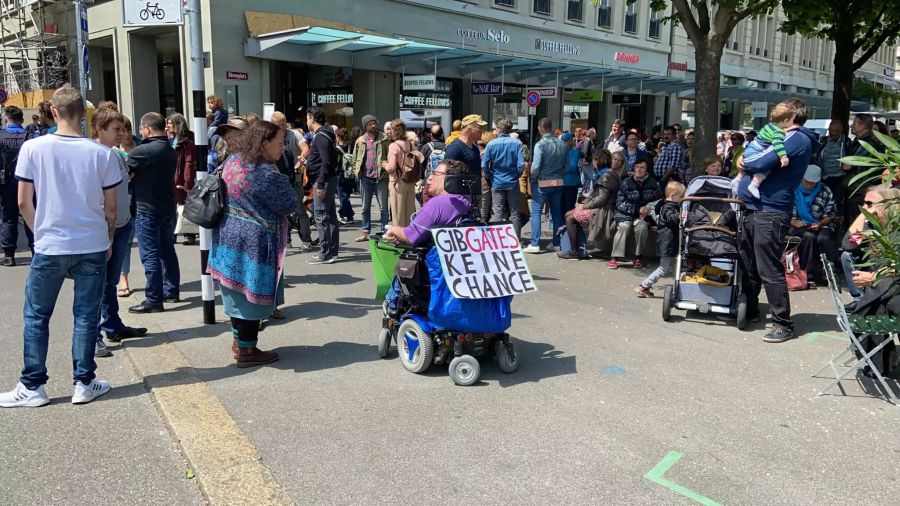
[803,332,849,344]
[645,451,722,506]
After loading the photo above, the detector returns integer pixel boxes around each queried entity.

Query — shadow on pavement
[283,299,376,320]
[793,312,840,334]
[284,273,364,286]
[114,341,381,396]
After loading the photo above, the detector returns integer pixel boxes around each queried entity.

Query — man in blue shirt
[0,105,34,266]
[736,98,819,344]
[444,114,485,216]
[525,118,567,253]
[482,117,525,238]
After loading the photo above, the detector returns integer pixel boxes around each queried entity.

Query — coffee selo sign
[457,27,510,44]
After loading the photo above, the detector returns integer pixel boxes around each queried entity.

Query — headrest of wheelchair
[444,174,481,196]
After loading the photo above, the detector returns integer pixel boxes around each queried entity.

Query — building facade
[2,0,899,135]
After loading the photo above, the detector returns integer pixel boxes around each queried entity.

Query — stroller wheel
[495,341,520,374]
[736,294,748,330]
[377,328,391,358]
[662,285,674,322]
[397,320,433,374]
[449,355,481,386]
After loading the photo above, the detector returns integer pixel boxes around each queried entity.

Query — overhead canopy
[244,25,834,108]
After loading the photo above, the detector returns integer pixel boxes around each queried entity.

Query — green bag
[369,237,403,300]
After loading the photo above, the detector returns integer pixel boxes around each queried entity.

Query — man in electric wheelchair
[377,159,520,385]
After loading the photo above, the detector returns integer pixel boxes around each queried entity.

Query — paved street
[1,204,899,505]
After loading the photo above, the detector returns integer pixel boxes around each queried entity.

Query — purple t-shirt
[403,193,470,246]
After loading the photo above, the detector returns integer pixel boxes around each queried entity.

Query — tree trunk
[830,40,855,123]
[690,43,723,179]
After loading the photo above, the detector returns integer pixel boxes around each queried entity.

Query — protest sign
[431,224,538,299]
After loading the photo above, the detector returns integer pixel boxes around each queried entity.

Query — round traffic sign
[526,90,541,107]
[0,89,8,105]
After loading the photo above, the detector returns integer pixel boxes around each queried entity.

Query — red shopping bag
[782,244,808,291]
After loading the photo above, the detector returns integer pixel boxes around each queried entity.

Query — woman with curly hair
[207,121,298,367]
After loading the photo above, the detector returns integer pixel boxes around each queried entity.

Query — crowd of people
[0,84,897,407]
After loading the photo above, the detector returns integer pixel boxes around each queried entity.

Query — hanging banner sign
[570,90,603,102]
[402,74,437,91]
[751,101,769,118]
[122,0,184,26]
[527,87,557,99]
[401,93,451,109]
[471,82,505,95]
[432,224,537,299]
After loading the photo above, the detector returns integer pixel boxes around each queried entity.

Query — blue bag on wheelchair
[425,248,512,333]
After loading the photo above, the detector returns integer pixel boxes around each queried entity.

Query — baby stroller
[369,174,520,386]
[661,176,748,328]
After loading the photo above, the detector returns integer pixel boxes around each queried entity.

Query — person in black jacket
[305,107,339,264]
[127,112,180,313]
[635,181,685,297]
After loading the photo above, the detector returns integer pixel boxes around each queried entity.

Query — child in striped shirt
[736,103,795,198]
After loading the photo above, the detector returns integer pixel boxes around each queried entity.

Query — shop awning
[244,25,695,96]
[678,85,834,109]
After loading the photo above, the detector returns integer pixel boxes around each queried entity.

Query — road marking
[803,332,848,344]
[122,315,294,505]
[645,451,721,506]
[601,365,627,375]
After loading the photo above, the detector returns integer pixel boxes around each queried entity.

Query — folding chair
[812,254,900,403]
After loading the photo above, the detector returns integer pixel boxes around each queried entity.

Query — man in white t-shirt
[0,85,122,408]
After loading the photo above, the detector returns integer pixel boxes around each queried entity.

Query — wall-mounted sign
[612,94,642,105]
[122,0,184,26]
[526,87,557,99]
[311,91,353,106]
[751,101,769,118]
[402,74,437,91]
[668,61,688,71]
[535,38,581,56]
[401,93,451,109]
[570,90,603,102]
[471,82,504,95]
[226,71,249,81]
[457,27,510,44]
[614,52,640,64]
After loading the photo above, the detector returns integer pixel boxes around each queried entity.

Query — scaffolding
[0,0,76,96]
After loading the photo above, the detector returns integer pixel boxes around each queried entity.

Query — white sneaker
[72,379,111,405]
[0,382,49,408]
[522,245,541,254]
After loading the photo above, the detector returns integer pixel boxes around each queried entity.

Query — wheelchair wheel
[662,285,674,322]
[397,320,433,374]
[495,341,519,374]
[377,328,391,358]
[449,355,480,386]
[735,294,748,330]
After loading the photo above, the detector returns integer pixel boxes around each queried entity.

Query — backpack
[338,145,355,180]
[183,168,226,228]
[0,130,27,186]
[314,130,342,176]
[400,141,424,184]
[425,141,445,179]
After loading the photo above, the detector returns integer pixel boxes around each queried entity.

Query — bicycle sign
[122,0,183,26]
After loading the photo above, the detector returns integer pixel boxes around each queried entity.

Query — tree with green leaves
[597,1,779,177]
[781,1,900,124]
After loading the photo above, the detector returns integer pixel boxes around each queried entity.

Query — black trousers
[739,211,793,330]
[0,181,33,256]
[787,226,840,282]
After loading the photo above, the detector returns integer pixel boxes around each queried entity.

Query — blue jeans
[841,250,863,300]
[1,181,33,256]
[100,220,133,335]
[21,251,107,389]
[135,212,180,304]
[530,185,563,247]
[338,177,356,221]
[359,177,389,234]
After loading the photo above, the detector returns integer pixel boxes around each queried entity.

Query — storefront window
[680,99,695,128]
[491,86,528,135]
[307,65,354,130]
[562,90,590,132]
[400,78,453,133]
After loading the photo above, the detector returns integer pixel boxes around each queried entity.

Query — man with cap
[788,164,838,287]
[351,113,389,242]
[443,114,486,214]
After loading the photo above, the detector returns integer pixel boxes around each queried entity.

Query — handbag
[182,171,226,228]
[782,243,808,291]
